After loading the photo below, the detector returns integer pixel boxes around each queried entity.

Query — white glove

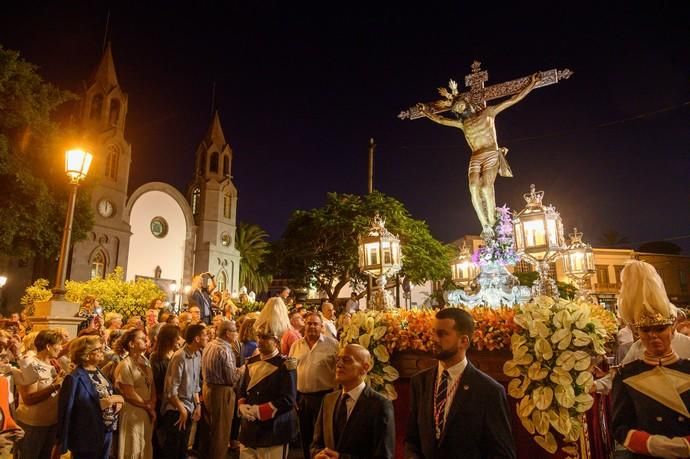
[647,435,690,458]
[238,404,258,421]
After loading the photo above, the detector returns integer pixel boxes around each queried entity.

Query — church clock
[97,199,114,218]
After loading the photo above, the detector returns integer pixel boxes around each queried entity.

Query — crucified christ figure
[417,72,540,238]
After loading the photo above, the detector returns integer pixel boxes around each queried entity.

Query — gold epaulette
[284,357,297,371]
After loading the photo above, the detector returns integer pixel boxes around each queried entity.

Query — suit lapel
[323,392,337,450]
[77,368,101,404]
[439,362,476,444]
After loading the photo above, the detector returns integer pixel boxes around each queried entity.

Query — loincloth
[467,147,513,178]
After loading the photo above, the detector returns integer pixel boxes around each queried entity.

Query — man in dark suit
[311,344,395,459]
[404,308,515,459]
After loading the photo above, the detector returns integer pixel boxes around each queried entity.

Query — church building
[68,44,241,295]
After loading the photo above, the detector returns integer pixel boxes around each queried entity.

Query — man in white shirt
[289,313,338,459]
[345,293,360,314]
[320,302,337,339]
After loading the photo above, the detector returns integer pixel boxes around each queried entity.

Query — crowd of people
[0,261,688,458]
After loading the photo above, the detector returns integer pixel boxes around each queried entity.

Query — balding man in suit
[311,344,395,459]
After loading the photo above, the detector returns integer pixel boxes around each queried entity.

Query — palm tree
[235,222,273,294]
[598,230,630,248]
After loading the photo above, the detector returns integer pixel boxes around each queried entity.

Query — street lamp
[170,281,179,313]
[512,184,565,298]
[358,214,402,309]
[51,148,93,300]
[0,276,7,289]
[451,243,479,288]
[562,228,595,300]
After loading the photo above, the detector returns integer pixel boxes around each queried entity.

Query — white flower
[549,366,573,386]
[531,409,550,435]
[555,350,576,371]
[550,328,572,350]
[372,326,388,340]
[518,395,535,418]
[532,386,554,410]
[573,351,591,371]
[534,338,553,361]
[554,384,575,408]
[503,360,521,378]
[527,362,549,381]
[575,371,594,392]
[382,365,399,381]
[359,334,371,348]
[572,329,592,346]
[575,393,594,412]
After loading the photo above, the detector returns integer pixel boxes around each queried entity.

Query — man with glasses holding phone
[237,325,298,459]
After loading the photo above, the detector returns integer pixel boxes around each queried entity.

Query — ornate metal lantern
[562,228,595,299]
[513,184,565,297]
[358,214,402,309]
[451,243,479,288]
[65,148,93,183]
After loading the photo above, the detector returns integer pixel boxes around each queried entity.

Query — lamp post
[451,243,479,289]
[170,281,179,314]
[358,214,402,310]
[562,228,595,300]
[51,148,93,300]
[512,184,565,298]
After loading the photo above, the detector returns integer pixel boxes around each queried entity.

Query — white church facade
[68,44,241,296]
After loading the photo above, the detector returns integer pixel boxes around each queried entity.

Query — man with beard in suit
[405,308,515,458]
[311,344,395,459]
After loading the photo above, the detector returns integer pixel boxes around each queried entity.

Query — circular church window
[150,216,168,238]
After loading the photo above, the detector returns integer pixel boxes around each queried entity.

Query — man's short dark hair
[436,308,475,336]
[34,330,63,351]
[185,324,206,344]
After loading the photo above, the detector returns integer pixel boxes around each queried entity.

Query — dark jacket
[56,367,112,455]
[238,353,298,448]
[311,384,395,459]
[404,361,515,459]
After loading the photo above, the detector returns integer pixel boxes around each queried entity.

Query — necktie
[434,370,449,439]
[334,393,350,445]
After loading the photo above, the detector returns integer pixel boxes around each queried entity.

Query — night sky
[2,3,689,252]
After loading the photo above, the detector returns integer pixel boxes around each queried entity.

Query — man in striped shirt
[201,319,242,459]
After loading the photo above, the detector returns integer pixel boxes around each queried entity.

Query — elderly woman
[115,328,155,459]
[612,260,690,458]
[55,335,124,459]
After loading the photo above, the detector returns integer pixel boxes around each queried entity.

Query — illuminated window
[90,94,103,120]
[90,251,106,279]
[191,187,201,215]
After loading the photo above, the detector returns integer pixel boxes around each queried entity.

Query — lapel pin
[463,385,469,390]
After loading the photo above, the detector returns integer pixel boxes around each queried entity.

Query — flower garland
[472,205,520,267]
[503,296,611,454]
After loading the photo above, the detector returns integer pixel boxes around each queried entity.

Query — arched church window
[217,271,227,293]
[223,193,232,219]
[222,155,229,176]
[192,187,201,215]
[199,152,207,175]
[105,146,119,180]
[90,250,106,279]
[90,94,104,120]
[109,99,121,125]
[210,152,219,173]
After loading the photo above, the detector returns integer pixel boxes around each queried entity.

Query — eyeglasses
[639,325,671,334]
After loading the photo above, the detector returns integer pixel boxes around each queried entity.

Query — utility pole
[367,138,375,304]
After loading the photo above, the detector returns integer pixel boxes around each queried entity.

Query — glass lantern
[563,228,595,299]
[358,214,402,279]
[451,243,479,287]
[512,184,565,263]
[65,148,93,183]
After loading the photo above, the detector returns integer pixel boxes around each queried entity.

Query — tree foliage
[235,222,272,294]
[0,45,93,261]
[268,191,453,301]
[21,267,164,319]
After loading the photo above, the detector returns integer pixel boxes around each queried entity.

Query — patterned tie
[334,393,350,445]
[434,370,449,440]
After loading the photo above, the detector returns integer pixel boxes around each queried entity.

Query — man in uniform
[237,325,298,459]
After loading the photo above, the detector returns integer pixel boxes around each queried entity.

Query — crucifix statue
[400,61,572,238]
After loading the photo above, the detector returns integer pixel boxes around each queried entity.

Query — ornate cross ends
[398,60,574,120]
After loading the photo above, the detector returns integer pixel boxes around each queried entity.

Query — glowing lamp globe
[451,244,478,287]
[65,148,93,182]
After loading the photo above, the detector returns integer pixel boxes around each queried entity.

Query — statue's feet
[481,225,495,241]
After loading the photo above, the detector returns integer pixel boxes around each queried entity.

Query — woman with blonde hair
[55,335,123,459]
[115,328,155,459]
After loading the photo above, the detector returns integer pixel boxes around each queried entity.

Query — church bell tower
[69,43,132,281]
[188,111,241,293]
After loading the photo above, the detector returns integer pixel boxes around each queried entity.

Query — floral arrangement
[503,296,611,455]
[339,310,400,400]
[470,307,520,351]
[381,309,436,353]
[472,205,520,267]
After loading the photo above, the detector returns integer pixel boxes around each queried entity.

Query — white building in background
[68,44,241,297]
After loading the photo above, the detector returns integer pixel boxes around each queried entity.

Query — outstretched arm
[493,72,540,115]
[417,103,464,129]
